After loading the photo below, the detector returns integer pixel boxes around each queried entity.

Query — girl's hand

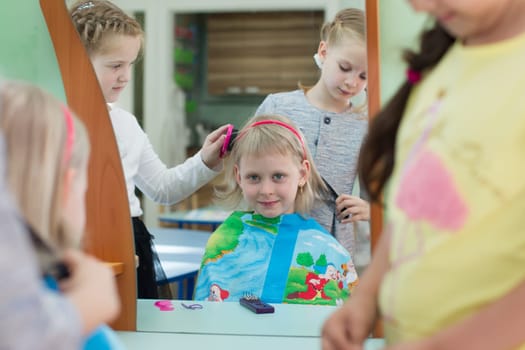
[321,292,378,350]
[323,231,391,350]
[59,249,120,334]
[384,338,435,350]
[200,124,230,171]
[336,194,370,223]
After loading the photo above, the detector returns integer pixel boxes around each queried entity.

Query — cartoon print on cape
[194,211,358,305]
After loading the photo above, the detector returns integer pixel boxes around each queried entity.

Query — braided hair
[69,0,144,56]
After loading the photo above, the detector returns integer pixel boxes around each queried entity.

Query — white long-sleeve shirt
[109,106,218,217]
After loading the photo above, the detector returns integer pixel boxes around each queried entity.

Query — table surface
[134,298,386,349]
[138,228,386,349]
[150,227,210,283]
[138,299,336,337]
[116,331,385,350]
[158,206,230,228]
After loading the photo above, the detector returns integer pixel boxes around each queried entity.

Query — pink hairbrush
[219,124,239,158]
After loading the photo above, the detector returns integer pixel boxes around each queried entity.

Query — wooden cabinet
[206,11,323,96]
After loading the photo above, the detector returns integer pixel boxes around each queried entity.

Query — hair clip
[77,1,95,11]
[406,68,422,85]
[181,302,203,310]
[154,300,174,311]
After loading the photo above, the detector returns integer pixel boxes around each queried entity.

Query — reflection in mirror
[128,1,376,342]
[204,11,324,96]
[147,3,373,301]
[108,0,369,334]
[172,10,325,141]
[249,7,370,275]
[125,1,371,286]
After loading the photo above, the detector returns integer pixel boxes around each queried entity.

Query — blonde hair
[321,8,366,47]
[0,81,90,252]
[300,8,368,113]
[215,114,327,215]
[70,0,144,57]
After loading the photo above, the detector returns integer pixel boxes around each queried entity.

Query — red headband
[61,105,75,165]
[239,119,306,161]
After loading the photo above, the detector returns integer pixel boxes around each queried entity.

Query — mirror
[110,0,376,298]
[42,0,381,334]
[114,0,376,301]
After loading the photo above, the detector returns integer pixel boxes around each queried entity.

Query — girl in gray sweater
[256,8,369,257]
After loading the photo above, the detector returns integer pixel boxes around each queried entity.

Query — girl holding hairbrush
[69,0,230,299]
[0,80,122,349]
[194,114,359,305]
[255,8,370,258]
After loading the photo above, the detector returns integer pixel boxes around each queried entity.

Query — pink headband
[61,105,75,165]
[239,119,307,161]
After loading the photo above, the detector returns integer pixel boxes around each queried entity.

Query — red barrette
[406,69,422,84]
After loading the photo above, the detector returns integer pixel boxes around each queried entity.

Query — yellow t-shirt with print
[378,31,525,348]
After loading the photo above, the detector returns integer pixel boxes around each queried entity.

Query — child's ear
[234,164,241,186]
[317,41,328,63]
[300,160,311,186]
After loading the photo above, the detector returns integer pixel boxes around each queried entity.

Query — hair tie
[407,69,422,84]
[332,18,343,28]
[61,105,75,166]
[77,1,95,11]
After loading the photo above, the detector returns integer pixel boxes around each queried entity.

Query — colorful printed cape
[194,211,359,305]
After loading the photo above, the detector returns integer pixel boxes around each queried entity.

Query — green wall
[0,1,65,101]
[379,0,427,105]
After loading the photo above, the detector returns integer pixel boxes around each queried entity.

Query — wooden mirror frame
[365,0,384,337]
[40,0,137,331]
[365,0,383,252]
